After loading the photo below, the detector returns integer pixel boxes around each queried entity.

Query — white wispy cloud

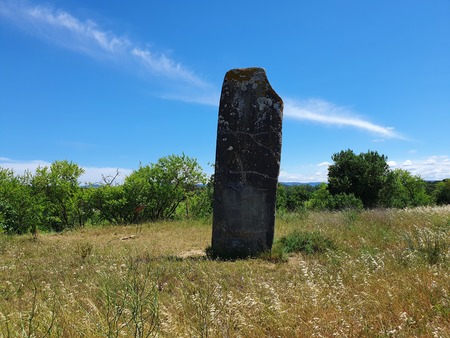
[0,1,129,58]
[284,98,404,139]
[402,160,413,166]
[317,161,331,167]
[131,48,207,88]
[0,0,215,103]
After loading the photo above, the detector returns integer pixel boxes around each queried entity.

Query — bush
[124,154,206,221]
[328,149,389,208]
[0,199,18,234]
[306,184,362,211]
[32,160,85,231]
[276,184,287,211]
[381,169,432,208]
[0,169,40,235]
[275,230,336,255]
[185,183,213,220]
[306,183,334,210]
[331,193,363,210]
[435,179,450,205]
[89,185,133,225]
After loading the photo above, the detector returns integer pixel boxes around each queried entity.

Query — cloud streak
[284,98,404,139]
[1,1,404,127]
[0,0,216,104]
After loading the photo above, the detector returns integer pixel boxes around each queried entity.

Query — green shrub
[306,184,363,211]
[0,169,40,235]
[0,199,18,234]
[434,179,450,205]
[306,183,334,210]
[32,160,85,231]
[275,230,336,255]
[124,154,206,221]
[331,193,363,210]
[90,185,133,225]
[185,181,213,220]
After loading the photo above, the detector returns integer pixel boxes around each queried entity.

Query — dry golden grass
[1,207,449,337]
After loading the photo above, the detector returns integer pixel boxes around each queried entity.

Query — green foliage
[275,230,336,255]
[276,183,287,210]
[331,193,364,210]
[277,184,316,212]
[0,149,443,235]
[286,185,314,211]
[89,184,133,225]
[0,199,17,234]
[0,169,40,234]
[381,169,432,208]
[124,154,206,221]
[74,186,96,227]
[32,160,85,231]
[434,179,450,205]
[305,183,363,211]
[306,183,334,210]
[0,154,208,233]
[186,176,214,220]
[328,149,389,208]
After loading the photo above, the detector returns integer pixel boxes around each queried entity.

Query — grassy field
[1,206,449,337]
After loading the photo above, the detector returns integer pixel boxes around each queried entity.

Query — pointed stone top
[225,67,266,80]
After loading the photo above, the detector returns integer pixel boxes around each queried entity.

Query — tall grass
[0,207,449,337]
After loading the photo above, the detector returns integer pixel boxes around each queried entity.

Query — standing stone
[211,67,283,259]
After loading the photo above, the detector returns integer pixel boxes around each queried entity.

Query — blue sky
[1,0,449,183]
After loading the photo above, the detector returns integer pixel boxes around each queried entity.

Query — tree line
[1,150,449,235]
[0,154,211,235]
[278,149,449,212]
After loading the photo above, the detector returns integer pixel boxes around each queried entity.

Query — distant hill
[280,182,323,187]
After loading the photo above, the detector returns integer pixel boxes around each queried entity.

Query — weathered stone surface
[211,67,283,259]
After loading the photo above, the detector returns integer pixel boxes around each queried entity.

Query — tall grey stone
[211,67,283,259]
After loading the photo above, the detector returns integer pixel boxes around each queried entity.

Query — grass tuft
[404,226,449,265]
[275,230,336,255]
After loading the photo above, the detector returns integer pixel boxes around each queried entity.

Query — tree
[306,183,363,211]
[32,160,85,231]
[276,183,287,211]
[0,168,40,235]
[380,169,432,208]
[434,179,450,205]
[328,149,389,208]
[286,185,314,211]
[306,183,334,210]
[185,175,214,219]
[89,184,133,225]
[123,154,206,221]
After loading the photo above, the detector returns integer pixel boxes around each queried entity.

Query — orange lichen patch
[224,67,265,83]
